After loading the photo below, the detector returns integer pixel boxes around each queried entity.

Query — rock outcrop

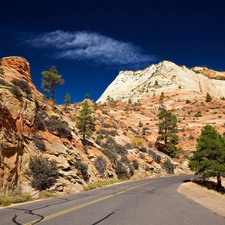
[97,61,225,103]
[1,56,179,197]
[1,56,42,100]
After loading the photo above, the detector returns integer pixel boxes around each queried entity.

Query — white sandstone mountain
[97,61,225,103]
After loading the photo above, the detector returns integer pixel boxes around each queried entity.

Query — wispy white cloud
[24,30,157,66]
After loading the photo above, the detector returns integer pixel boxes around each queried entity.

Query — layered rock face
[0,57,102,195]
[97,61,225,103]
[1,56,42,100]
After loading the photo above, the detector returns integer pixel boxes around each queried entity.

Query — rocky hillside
[0,57,186,197]
[97,60,225,103]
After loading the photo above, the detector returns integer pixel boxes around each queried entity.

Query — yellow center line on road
[23,181,151,225]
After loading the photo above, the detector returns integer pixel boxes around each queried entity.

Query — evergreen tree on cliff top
[41,66,64,105]
[189,125,225,190]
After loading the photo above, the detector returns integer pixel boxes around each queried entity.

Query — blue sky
[0,0,224,104]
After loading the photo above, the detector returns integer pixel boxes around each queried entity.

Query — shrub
[194,111,202,117]
[45,116,72,139]
[148,150,161,163]
[101,148,117,165]
[95,156,107,178]
[206,92,212,102]
[189,135,195,140]
[0,67,4,75]
[120,155,130,164]
[9,85,22,97]
[108,130,118,137]
[75,160,89,181]
[34,112,46,131]
[163,159,174,174]
[32,134,45,151]
[26,156,59,191]
[0,78,10,86]
[0,193,31,206]
[186,99,191,104]
[138,121,143,127]
[128,164,134,176]
[11,79,31,96]
[132,160,139,169]
[132,136,146,149]
[101,136,127,156]
[115,162,129,179]
[96,135,104,145]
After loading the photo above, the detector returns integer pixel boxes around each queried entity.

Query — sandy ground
[178,182,225,218]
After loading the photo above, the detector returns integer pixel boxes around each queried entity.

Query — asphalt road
[1,175,225,225]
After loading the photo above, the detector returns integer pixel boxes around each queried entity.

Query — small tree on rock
[64,92,71,112]
[41,66,64,105]
[159,92,165,110]
[189,125,225,190]
[206,92,212,102]
[75,100,96,146]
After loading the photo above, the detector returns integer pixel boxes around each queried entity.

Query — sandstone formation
[1,56,42,100]
[1,57,183,197]
[97,61,225,103]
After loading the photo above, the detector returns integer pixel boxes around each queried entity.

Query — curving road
[1,175,224,225]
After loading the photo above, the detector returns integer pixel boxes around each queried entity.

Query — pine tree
[189,125,225,190]
[84,93,89,99]
[41,66,64,105]
[159,92,165,110]
[64,92,71,112]
[75,100,96,145]
[157,109,178,157]
[206,92,212,102]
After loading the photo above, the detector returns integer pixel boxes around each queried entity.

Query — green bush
[163,159,174,174]
[45,116,72,139]
[95,156,107,178]
[138,121,143,127]
[132,160,139,169]
[115,162,130,179]
[11,79,32,96]
[101,148,117,165]
[0,78,10,86]
[206,92,212,102]
[32,134,45,151]
[120,155,130,164]
[128,164,134,176]
[26,156,59,191]
[9,85,22,97]
[0,193,31,206]
[0,67,4,75]
[34,112,46,131]
[194,111,202,117]
[75,160,89,181]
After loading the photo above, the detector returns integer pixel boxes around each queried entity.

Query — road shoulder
[178,182,225,218]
